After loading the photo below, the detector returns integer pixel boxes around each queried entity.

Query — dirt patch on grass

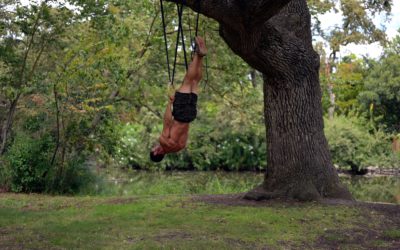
[192,193,400,215]
[317,227,400,249]
[0,193,100,211]
[18,199,95,212]
[222,237,258,249]
[322,198,400,216]
[104,197,137,205]
[0,227,58,250]
[155,231,193,241]
[192,193,400,249]
[152,231,259,249]
[192,193,299,207]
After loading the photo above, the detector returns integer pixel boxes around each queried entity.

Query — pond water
[90,170,400,204]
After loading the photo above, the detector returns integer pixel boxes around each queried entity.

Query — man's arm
[159,134,182,153]
[161,96,174,137]
[159,95,184,153]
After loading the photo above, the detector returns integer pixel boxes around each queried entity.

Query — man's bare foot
[195,36,207,57]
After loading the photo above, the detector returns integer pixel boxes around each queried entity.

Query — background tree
[312,0,392,119]
[358,31,400,132]
[331,54,364,115]
[0,1,75,154]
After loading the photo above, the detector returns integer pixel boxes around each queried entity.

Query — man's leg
[186,54,203,94]
[177,73,193,94]
[178,37,206,95]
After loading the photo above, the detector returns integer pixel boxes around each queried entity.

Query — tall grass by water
[85,169,400,204]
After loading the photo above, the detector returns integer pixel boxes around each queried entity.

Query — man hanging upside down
[150,36,207,162]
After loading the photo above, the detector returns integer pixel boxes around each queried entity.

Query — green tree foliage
[358,32,400,132]
[332,55,365,114]
[0,1,76,152]
[311,0,392,119]
[0,0,107,192]
[0,0,398,193]
[310,0,392,52]
[0,0,263,191]
[325,116,398,171]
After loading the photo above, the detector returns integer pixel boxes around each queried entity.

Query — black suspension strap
[188,1,201,58]
[159,0,202,85]
[177,4,188,71]
[203,27,209,89]
[171,4,186,85]
[159,0,171,83]
[194,3,200,37]
[194,0,208,88]
[188,12,194,56]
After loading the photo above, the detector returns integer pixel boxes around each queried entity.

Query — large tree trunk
[166,0,352,201]
[250,66,349,201]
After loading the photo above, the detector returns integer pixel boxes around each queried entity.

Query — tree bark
[0,95,20,155]
[326,54,336,120]
[166,0,352,201]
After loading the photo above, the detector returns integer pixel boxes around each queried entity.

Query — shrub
[45,152,98,194]
[186,127,266,171]
[114,122,266,171]
[114,123,157,169]
[2,129,98,194]
[324,116,399,170]
[4,132,53,192]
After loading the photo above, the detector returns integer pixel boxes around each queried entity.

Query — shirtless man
[150,36,207,162]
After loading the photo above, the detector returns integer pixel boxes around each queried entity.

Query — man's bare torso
[160,120,189,153]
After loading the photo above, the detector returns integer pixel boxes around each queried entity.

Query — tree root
[243,184,284,201]
[243,181,354,202]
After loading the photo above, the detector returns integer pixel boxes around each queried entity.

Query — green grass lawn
[0,193,398,249]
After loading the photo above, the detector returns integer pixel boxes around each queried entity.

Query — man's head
[150,144,165,162]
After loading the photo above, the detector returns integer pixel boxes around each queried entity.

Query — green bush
[113,123,266,171]
[324,116,399,170]
[2,129,98,194]
[112,115,398,172]
[186,127,266,171]
[45,153,98,194]
[4,132,53,192]
[114,123,157,169]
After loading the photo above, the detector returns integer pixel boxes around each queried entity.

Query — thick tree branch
[251,0,293,27]
[18,1,45,87]
[164,0,239,26]
[165,0,292,28]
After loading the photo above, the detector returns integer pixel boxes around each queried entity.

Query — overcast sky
[318,1,400,59]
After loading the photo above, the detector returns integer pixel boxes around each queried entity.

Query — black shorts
[172,92,198,123]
